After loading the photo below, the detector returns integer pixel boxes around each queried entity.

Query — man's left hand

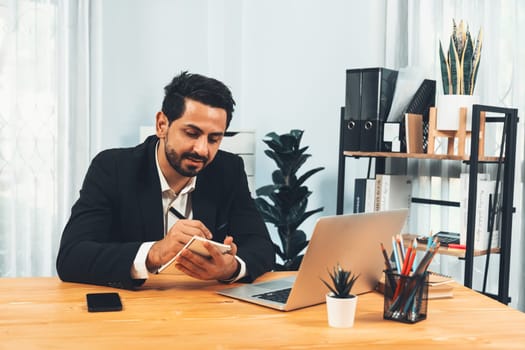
[174,236,239,281]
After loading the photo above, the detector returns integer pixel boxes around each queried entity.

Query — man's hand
[146,219,212,271]
[174,236,240,281]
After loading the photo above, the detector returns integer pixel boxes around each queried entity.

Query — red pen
[448,243,466,250]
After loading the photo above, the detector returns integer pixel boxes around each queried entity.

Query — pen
[169,207,186,220]
[380,243,393,271]
[381,243,397,293]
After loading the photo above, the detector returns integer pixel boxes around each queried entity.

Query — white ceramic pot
[325,293,358,328]
[436,94,479,131]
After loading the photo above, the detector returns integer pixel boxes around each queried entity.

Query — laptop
[217,209,408,311]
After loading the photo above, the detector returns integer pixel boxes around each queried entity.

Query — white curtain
[386,0,525,310]
[0,0,91,277]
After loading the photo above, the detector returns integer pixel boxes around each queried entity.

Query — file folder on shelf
[344,67,398,152]
[340,107,360,151]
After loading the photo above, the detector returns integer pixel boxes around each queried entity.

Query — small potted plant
[321,263,360,328]
[436,19,483,131]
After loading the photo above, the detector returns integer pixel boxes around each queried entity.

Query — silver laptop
[217,209,408,311]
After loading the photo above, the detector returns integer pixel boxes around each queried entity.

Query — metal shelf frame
[336,104,518,304]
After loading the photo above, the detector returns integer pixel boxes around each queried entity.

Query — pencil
[397,235,405,263]
[392,236,401,272]
[401,244,412,276]
[405,246,417,275]
[380,242,397,294]
[399,234,406,260]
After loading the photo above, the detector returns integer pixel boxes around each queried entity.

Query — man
[56,71,275,289]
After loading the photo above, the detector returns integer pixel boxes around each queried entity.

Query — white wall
[240,1,386,220]
[91,1,525,310]
[93,0,388,236]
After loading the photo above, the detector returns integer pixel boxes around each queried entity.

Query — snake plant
[439,19,483,95]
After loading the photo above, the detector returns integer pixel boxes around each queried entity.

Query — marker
[448,243,466,250]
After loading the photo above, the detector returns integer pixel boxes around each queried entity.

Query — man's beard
[164,144,209,177]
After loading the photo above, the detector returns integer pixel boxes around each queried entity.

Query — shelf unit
[336,104,518,304]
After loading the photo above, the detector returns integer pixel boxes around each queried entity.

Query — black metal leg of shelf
[337,108,345,215]
[470,105,517,305]
[465,106,482,289]
[498,108,518,304]
[482,117,507,293]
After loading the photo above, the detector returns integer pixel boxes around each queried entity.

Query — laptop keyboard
[252,288,291,303]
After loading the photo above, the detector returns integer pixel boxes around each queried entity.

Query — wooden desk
[1,272,524,349]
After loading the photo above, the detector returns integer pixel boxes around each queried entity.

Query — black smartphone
[86,292,123,312]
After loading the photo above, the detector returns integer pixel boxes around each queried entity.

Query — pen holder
[383,271,429,324]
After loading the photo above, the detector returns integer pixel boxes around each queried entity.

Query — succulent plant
[439,19,483,95]
[321,263,360,299]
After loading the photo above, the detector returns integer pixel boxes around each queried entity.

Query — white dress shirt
[130,142,246,281]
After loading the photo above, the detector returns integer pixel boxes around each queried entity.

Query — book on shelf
[353,178,367,213]
[459,173,499,250]
[375,174,412,232]
[375,174,412,211]
[374,174,383,212]
[447,177,462,235]
[365,178,376,213]
[353,178,377,213]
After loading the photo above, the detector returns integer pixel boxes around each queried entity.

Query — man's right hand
[146,219,213,272]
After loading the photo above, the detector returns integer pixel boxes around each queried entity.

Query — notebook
[217,209,408,311]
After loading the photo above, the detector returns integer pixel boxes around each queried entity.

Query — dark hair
[162,71,235,129]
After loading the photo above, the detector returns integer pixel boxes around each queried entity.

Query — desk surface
[1,272,524,349]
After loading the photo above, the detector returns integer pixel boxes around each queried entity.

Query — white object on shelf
[436,94,479,131]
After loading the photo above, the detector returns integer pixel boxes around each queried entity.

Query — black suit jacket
[56,135,275,289]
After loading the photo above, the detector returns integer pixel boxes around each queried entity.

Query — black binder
[344,68,398,152]
[343,71,362,151]
[341,107,360,151]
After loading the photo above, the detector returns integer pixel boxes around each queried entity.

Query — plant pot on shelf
[436,94,479,131]
[325,293,358,328]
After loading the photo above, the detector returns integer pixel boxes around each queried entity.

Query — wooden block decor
[405,113,424,154]
[427,107,485,157]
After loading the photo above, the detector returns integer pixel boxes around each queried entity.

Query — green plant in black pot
[321,263,360,298]
[255,129,324,270]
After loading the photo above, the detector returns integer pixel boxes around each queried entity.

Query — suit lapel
[192,174,217,232]
[136,137,164,241]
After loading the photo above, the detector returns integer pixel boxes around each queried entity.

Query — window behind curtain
[0,0,59,276]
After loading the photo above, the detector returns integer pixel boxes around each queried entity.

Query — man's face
[158,99,227,177]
